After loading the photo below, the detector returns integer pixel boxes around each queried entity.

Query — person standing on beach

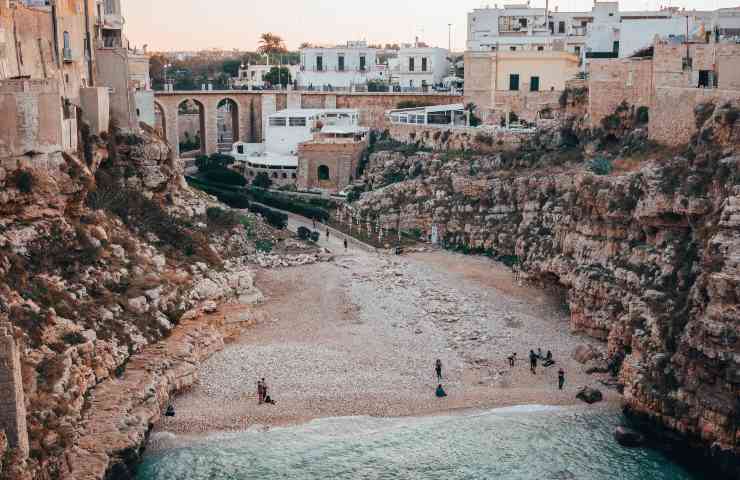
[344,238,348,250]
[261,378,268,402]
[435,359,443,381]
[529,350,538,374]
[558,369,565,390]
[508,353,517,367]
[257,379,264,404]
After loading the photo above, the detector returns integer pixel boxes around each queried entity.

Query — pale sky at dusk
[122,0,739,52]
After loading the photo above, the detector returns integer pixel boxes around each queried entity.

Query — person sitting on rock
[543,351,555,367]
[436,384,447,398]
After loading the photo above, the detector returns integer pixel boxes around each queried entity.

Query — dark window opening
[612,41,619,54]
[530,76,540,92]
[549,21,554,34]
[316,56,323,71]
[409,58,415,72]
[558,21,566,34]
[338,55,345,71]
[421,57,428,72]
[509,74,520,91]
[510,46,517,51]
[537,46,544,51]
[318,165,330,180]
[360,55,366,71]
[519,18,528,28]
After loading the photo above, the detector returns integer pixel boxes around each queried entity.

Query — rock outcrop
[0,126,270,479]
[352,106,740,477]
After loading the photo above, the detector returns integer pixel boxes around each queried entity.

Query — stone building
[587,35,740,145]
[464,49,578,123]
[297,126,368,192]
[395,43,450,91]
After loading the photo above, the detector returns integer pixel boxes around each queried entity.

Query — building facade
[395,45,450,90]
[298,41,385,90]
[467,2,740,64]
[231,62,300,90]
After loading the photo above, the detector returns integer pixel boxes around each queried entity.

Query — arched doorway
[154,101,167,139]
[177,99,205,158]
[217,98,239,153]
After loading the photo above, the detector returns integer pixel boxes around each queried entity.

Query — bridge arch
[176,98,206,158]
[216,97,240,152]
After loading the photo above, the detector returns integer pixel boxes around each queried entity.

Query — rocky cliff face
[353,105,739,477]
[0,127,266,479]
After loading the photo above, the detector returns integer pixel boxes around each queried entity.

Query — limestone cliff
[0,127,265,479]
[353,104,739,477]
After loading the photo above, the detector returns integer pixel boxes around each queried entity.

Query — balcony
[100,13,124,30]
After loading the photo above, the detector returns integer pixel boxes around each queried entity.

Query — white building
[230,108,363,185]
[467,2,738,66]
[232,62,300,90]
[298,41,386,90]
[395,44,450,90]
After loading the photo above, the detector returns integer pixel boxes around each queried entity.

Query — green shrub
[252,172,273,189]
[588,156,613,175]
[196,153,234,172]
[255,239,273,253]
[249,189,330,222]
[13,170,34,193]
[397,100,433,109]
[203,167,246,186]
[206,207,243,229]
[635,106,649,124]
[248,203,288,229]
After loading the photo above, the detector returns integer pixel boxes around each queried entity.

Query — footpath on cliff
[153,241,618,441]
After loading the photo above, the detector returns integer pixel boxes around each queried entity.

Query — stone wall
[297,140,366,192]
[650,87,740,146]
[387,124,525,152]
[0,325,29,458]
[0,79,65,159]
[588,57,654,127]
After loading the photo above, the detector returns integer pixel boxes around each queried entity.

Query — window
[509,74,520,91]
[537,46,544,51]
[360,55,366,71]
[338,55,345,71]
[530,76,540,92]
[237,145,245,154]
[289,117,307,126]
[510,46,517,51]
[409,58,415,72]
[581,20,588,27]
[558,21,566,34]
[292,173,297,179]
[612,41,619,55]
[549,21,554,33]
[63,31,71,50]
[574,46,581,56]
[519,18,528,28]
[316,56,323,71]
[318,165,330,181]
[698,70,713,88]
[269,117,287,127]
[421,57,428,72]
[282,172,287,179]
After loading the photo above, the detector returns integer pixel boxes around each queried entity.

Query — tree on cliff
[258,33,287,54]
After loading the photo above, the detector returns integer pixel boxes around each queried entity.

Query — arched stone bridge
[153,90,462,157]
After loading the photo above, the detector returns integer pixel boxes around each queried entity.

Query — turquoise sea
[136,405,698,480]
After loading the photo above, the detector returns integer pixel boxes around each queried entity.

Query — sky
[122,0,738,52]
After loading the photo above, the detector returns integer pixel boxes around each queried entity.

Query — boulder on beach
[576,386,603,404]
[572,344,599,364]
[614,426,645,447]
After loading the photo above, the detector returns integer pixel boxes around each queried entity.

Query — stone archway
[176,99,206,158]
[153,101,167,139]
[318,165,330,181]
[216,98,240,153]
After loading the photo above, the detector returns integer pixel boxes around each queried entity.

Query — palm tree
[258,33,287,54]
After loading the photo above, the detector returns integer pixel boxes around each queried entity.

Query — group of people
[257,378,275,405]
[504,350,566,390]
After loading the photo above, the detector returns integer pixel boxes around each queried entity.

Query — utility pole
[448,24,452,52]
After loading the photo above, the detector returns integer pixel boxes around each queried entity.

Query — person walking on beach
[558,369,565,390]
[261,378,268,402]
[344,238,348,250]
[435,359,443,381]
[326,228,330,239]
[529,350,538,374]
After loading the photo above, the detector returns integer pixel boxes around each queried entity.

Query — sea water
[136,406,697,480]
